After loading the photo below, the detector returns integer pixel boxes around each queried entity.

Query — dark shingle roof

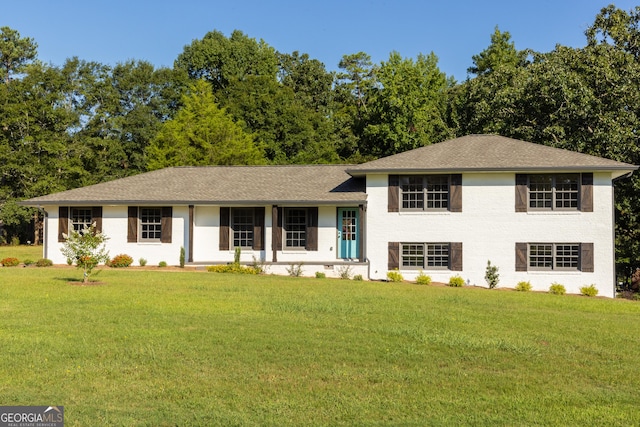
[347,134,638,176]
[22,165,366,206]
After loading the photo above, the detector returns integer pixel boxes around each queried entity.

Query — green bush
[10,236,20,246]
[515,281,532,292]
[416,271,432,285]
[207,264,259,274]
[485,260,500,289]
[158,261,168,268]
[353,274,363,281]
[1,257,20,267]
[448,275,465,287]
[139,258,147,267]
[179,246,186,268]
[387,271,404,282]
[580,284,599,297]
[23,259,34,266]
[35,258,53,267]
[286,263,304,277]
[315,271,326,279]
[109,254,133,268]
[549,283,566,295]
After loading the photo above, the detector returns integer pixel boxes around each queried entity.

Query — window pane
[140,208,162,240]
[402,244,424,267]
[427,243,449,267]
[285,208,306,248]
[555,244,579,269]
[555,174,579,209]
[401,176,424,209]
[426,176,449,209]
[232,208,254,248]
[529,244,553,268]
[71,208,92,232]
[529,175,553,209]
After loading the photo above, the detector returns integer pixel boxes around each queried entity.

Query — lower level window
[401,243,450,269]
[284,208,307,248]
[529,243,579,270]
[140,208,162,241]
[70,208,92,232]
[232,208,254,248]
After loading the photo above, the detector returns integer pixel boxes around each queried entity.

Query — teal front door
[338,208,359,259]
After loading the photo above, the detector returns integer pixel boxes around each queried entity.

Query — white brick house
[23,135,637,297]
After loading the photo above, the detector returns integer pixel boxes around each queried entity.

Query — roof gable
[347,134,638,176]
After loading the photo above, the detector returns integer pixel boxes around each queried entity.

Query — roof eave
[347,165,639,177]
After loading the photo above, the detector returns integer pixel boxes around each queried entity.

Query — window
[140,208,162,241]
[70,208,93,232]
[527,243,580,271]
[232,208,254,248]
[284,208,307,248]
[520,174,581,211]
[399,243,454,270]
[400,175,450,211]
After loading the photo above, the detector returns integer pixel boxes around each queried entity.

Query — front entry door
[338,208,359,259]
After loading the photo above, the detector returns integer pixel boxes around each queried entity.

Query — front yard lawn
[1,267,639,425]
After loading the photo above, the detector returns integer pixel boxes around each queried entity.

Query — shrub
[387,271,403,282]
[251,256,266,274]
[1,257,19,267]
[109,254,133,268]
[353,274,363,281]
[158,261,168,267]
[139,258,147,267]
[60,223,110,283]
[485,260,500,289]
[286,263,304,277]
[36,258,53,267]
[515,281,532,292]
[23,259,34,266]
[549,283,566,295]
[338,265,352,279]
[233,247,241,265]
[179,246,186,268]
[10,236,20,246]
[580,284,599,297]
[315,271,326,279]
[207,264,258,274]
[416,271,432,285]
[448,275,465,287]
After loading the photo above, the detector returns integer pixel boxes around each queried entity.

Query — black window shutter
[515,243,528,271]
[219,207,230,250]
[92,207,103,233]
[581,242,594,272]
[450,242,463,271]
[581,173,593,212]
[388,175,399,212]
[306,207,318,251]
[58,207,69,242]
[515,174,528,212]
[161,207,172,243]
[253,207,265,250]
[388,242,400,270]
[127,207,138,242]
[450,174,462,212]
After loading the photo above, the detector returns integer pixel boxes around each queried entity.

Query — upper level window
[232,208,254,248]
[401,175,450,211]
[70,208,92,232]
[284,208,307,248]
[140,208,162,241]
[528,174,579,210]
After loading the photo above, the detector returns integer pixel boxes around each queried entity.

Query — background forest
[1,5,638,284]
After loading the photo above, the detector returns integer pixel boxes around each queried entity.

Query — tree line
[1,4,638,283]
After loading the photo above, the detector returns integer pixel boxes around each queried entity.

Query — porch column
[272,205,278,262]
[358,204,365,262]
[188,205,194,263]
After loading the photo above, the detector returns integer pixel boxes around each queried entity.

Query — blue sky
[3,1,637,81]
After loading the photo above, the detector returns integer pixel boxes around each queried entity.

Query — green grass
[0,244,43,262]
[1,268,639,426]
